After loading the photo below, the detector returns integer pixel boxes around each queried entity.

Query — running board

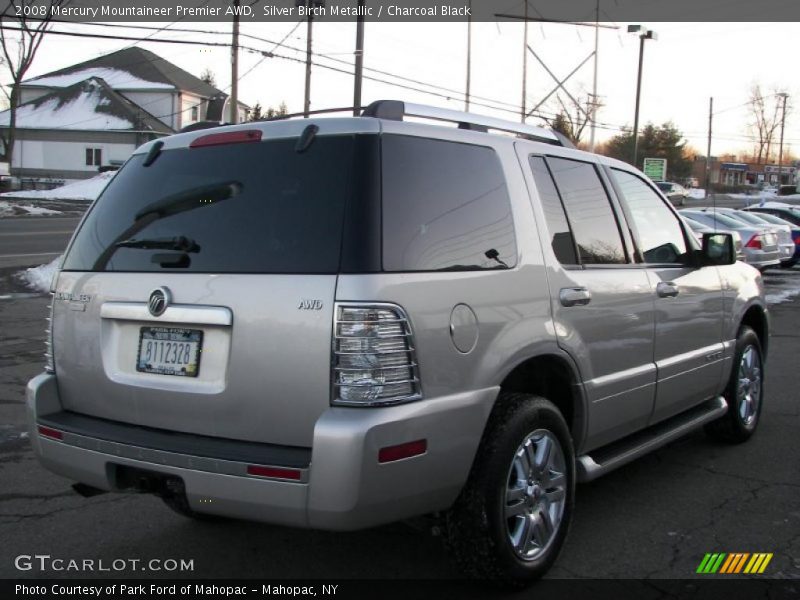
[577,396,727,482]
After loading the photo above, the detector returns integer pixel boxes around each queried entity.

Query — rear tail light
[44,293,55,374]
[332,303,421,406]
[44,259,61,374]
[745,235,763,249]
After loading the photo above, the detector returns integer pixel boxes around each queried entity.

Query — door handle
[559,287,592,307]
[656,281,680,298]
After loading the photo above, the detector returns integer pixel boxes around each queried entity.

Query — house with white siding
[0,47,249,181]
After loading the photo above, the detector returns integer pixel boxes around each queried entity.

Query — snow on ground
[688,188,706,199]
[1,171,113,201]
[16,256,61,293]
[763,269,800,305]
[0,201,62,217]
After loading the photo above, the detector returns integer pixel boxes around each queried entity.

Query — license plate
[136,327,203,377]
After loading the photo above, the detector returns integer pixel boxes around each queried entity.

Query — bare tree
[199,67,217,88]
[0,1,63,168]
[539,92,592,145]
[748,84,787,164]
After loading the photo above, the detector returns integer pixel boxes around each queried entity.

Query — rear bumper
[779,243,795,262]
[27,372,496,530]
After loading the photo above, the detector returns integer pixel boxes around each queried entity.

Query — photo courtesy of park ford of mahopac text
[1,0,800,598]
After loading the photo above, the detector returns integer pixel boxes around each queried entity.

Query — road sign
[643,157,667,180]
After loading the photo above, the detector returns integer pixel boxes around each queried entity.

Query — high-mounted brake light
[190,130,262,148]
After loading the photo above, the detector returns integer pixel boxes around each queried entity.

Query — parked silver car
[681,215,744,261]
[699,207,795,267]
[27,101,769,585]
[680,209,781,271]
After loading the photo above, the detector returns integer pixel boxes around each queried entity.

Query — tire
[780,259,798,269]
[444,393,575,586]
[705,326,764,443]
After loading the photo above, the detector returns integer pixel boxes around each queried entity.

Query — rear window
[63,135,360,274]
[381,135,517,272]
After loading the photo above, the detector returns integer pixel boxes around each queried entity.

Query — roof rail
[361,100,572,147]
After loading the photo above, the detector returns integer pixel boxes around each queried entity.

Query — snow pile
[688,188,706,199]
[765,287,800,305]
[2,171,114,201]
[17,256,61,293]
[28,67,174,91]
[0,201,62,217]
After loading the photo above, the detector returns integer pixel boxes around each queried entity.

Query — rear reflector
[246,465,302,481]
[38,425,63,440]
[378,439,427,463]
[190,130,262,148]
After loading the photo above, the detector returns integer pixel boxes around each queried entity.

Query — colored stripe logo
[697,553,773,574]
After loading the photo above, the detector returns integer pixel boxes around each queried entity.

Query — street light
[777,92,789,185]
[628,24,657,169]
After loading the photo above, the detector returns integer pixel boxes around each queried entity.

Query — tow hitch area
[112,464,184,497]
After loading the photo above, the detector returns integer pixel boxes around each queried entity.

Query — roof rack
[361,100,574,148]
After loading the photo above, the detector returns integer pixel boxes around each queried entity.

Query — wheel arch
[740,302,769,361]
[496,352,586,451]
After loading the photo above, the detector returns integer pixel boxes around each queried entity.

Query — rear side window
[546,157,627,265]
[63,136,358,274]
[381,135,516,272]
[528,156,578,264]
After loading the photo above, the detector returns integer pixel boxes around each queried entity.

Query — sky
[11,19,800,162]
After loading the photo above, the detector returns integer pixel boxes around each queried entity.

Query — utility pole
[705,96,713,200]
[465,0,471,111]
[353,0,365,115]
[589,0,599,151]
[777,92,789,185]
[521,0,528,122]
[629,25,656,169]
[304,9,313,117]
[230,0,240,124]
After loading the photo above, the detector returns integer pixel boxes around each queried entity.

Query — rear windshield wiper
[92,181,241,270]
[135,181,242,220]
[115,235,200,253]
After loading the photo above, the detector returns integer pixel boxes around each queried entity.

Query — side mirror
[699,232,736,266]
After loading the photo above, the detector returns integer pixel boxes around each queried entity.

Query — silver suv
[27,101,769,585]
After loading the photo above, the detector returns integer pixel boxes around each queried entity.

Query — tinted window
[382,135,516,272]
[547,157,627,265]
[63,136,358,273]
[528,156,578,264]
[612,169,687,264]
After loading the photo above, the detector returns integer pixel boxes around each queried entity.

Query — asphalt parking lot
[0,261,798,582]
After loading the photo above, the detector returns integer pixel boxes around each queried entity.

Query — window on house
[85,148,102,167]
[191,106,199,121]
